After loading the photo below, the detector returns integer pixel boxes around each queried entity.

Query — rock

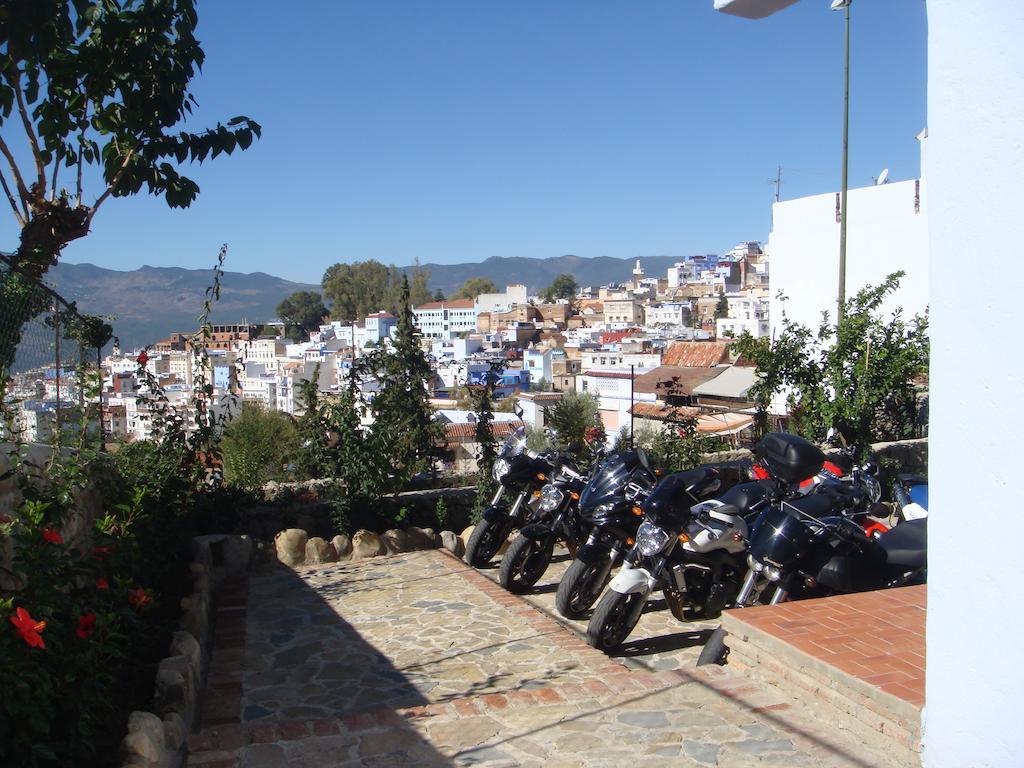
[127,711,166,751]
[274,528,308,567]
[162,712,187,750]
[381,529,410,554]
[351,530,385,559]
[305,537,337,564]
[422,527,442,547]
[459,525,475,550]
[120,730,160,765]
[406,526,438,550]
[331,534,352,561]
[264,481,280,501]
[441,530,465,557]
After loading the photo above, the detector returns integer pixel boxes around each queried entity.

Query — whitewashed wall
[767,178,929,336]
[925,3,1024,767]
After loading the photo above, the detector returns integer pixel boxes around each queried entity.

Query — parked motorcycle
[585,432,827,651]
[892,473,928,522]
[736,480,927,608]
[464,426,561,567]
[498,454,591,593]
[555,448,715,619]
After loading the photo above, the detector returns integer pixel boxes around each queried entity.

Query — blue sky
[1,0,927,284]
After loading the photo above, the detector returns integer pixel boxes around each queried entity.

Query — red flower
[93,546,112,557]
[76,613,96,639]
[127,588,152,609]
[0,513,10,524]
[584,426,605,444]
[42,528,63,545]
[9,607,46,649]
[95,577,110,590]
[136,351,149,366]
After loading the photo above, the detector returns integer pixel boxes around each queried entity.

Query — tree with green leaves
[540,273,578,303]
[276,291,328,340]
[0,0,260,280]
[321,260,396,321]
[546,391,601,455]
[453,277,497,300]
[731,272,929,456]
[219,402,300,491]
[361,275,443,488]
[407,258,433,307]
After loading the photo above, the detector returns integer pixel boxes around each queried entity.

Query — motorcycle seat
[878,518,927,568]
[717,480,773,519]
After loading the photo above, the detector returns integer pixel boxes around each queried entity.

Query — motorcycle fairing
[608,562,654,595]
[482,504,511,523]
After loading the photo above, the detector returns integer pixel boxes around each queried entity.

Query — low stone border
[118,534,253,768]
[272,523,469,567]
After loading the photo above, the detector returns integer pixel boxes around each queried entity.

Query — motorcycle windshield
[579,453,634,511]
[499,428,528,460]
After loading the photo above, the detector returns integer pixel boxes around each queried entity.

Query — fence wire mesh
[1,254,106,448]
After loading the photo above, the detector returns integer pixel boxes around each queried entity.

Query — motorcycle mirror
[513,402,524,419]
[864,461,879,476]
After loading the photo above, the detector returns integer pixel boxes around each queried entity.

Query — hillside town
[3,243,770,458]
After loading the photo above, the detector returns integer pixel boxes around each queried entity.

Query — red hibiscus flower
[42,528,63,545]
[95,577,110,590]
[9,607,46,649]
[127,588,152,609]
[76,613,96,639]
[136,351,149,366]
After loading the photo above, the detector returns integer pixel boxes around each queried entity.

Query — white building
[716,294,770,339]
[413,299,478,340]
[645,302,691,328]
[767,177,928,337]
[523,347,553,383]
[576,370,656,435]
[476,284,528,314]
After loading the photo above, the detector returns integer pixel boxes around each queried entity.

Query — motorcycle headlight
[492,458,510,482]
[637,521,672,556]
[539,484,564,512]
[863,474,881,504]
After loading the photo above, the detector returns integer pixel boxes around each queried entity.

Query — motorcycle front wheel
[464,518,507,568]
[499,534,554,593]
[586,589,647,652]
[555,557,611,619]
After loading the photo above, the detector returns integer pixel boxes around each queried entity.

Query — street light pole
[834,0,851,320]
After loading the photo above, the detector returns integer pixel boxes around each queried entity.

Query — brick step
[719,590,925,765]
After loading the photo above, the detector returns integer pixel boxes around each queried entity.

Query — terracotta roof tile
[662,341,732,368]
[443,420,526,440]
[633,366,725,396]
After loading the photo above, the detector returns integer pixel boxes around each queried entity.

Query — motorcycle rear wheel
[464,519,506,568]
[499,534,554,594]
[555,557,610,619]
[586,589,646,652]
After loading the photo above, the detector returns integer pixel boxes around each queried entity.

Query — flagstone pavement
[186,549,907,768]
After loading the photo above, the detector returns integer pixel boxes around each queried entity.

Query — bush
[220,402,300,491]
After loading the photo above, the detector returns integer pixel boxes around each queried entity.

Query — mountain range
[43,254,700,351]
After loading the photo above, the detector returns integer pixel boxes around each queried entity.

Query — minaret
[632,259,644,287]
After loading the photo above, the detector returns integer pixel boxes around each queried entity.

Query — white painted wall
[924,4,1024,767]
[767,178,928,337]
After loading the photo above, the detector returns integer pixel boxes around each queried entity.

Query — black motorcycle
[498,454,591,593]
[556,448,674,618]
[736,482,927,607]
[464,426,560,568]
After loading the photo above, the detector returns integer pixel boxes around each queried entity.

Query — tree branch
[50,148,62,201]
[0,134,30,220]
[0,168,26,225]
[87,147,136,223]
[8,65,47,195]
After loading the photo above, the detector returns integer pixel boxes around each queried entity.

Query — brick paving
[722,585,926,708]
[186,550,910,767]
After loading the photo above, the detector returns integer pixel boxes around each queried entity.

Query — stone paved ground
[187,550,905,768]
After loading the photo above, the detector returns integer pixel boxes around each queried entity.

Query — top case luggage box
[755,432,825,485]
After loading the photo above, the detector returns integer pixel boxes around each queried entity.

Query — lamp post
[832,0,852,319]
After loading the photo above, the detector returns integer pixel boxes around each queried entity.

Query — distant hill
[410,254,699,297]
[44,263,319,352]
[32,253,704,354]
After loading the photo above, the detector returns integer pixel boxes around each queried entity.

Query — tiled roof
[365,312,395,319]
[628,404,753,434]
[662,341,732,367]
[444,420,526,441]
[633,366,725,396]
[630,403,700,421]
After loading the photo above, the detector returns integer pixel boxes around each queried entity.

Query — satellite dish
[874,168,890,185]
